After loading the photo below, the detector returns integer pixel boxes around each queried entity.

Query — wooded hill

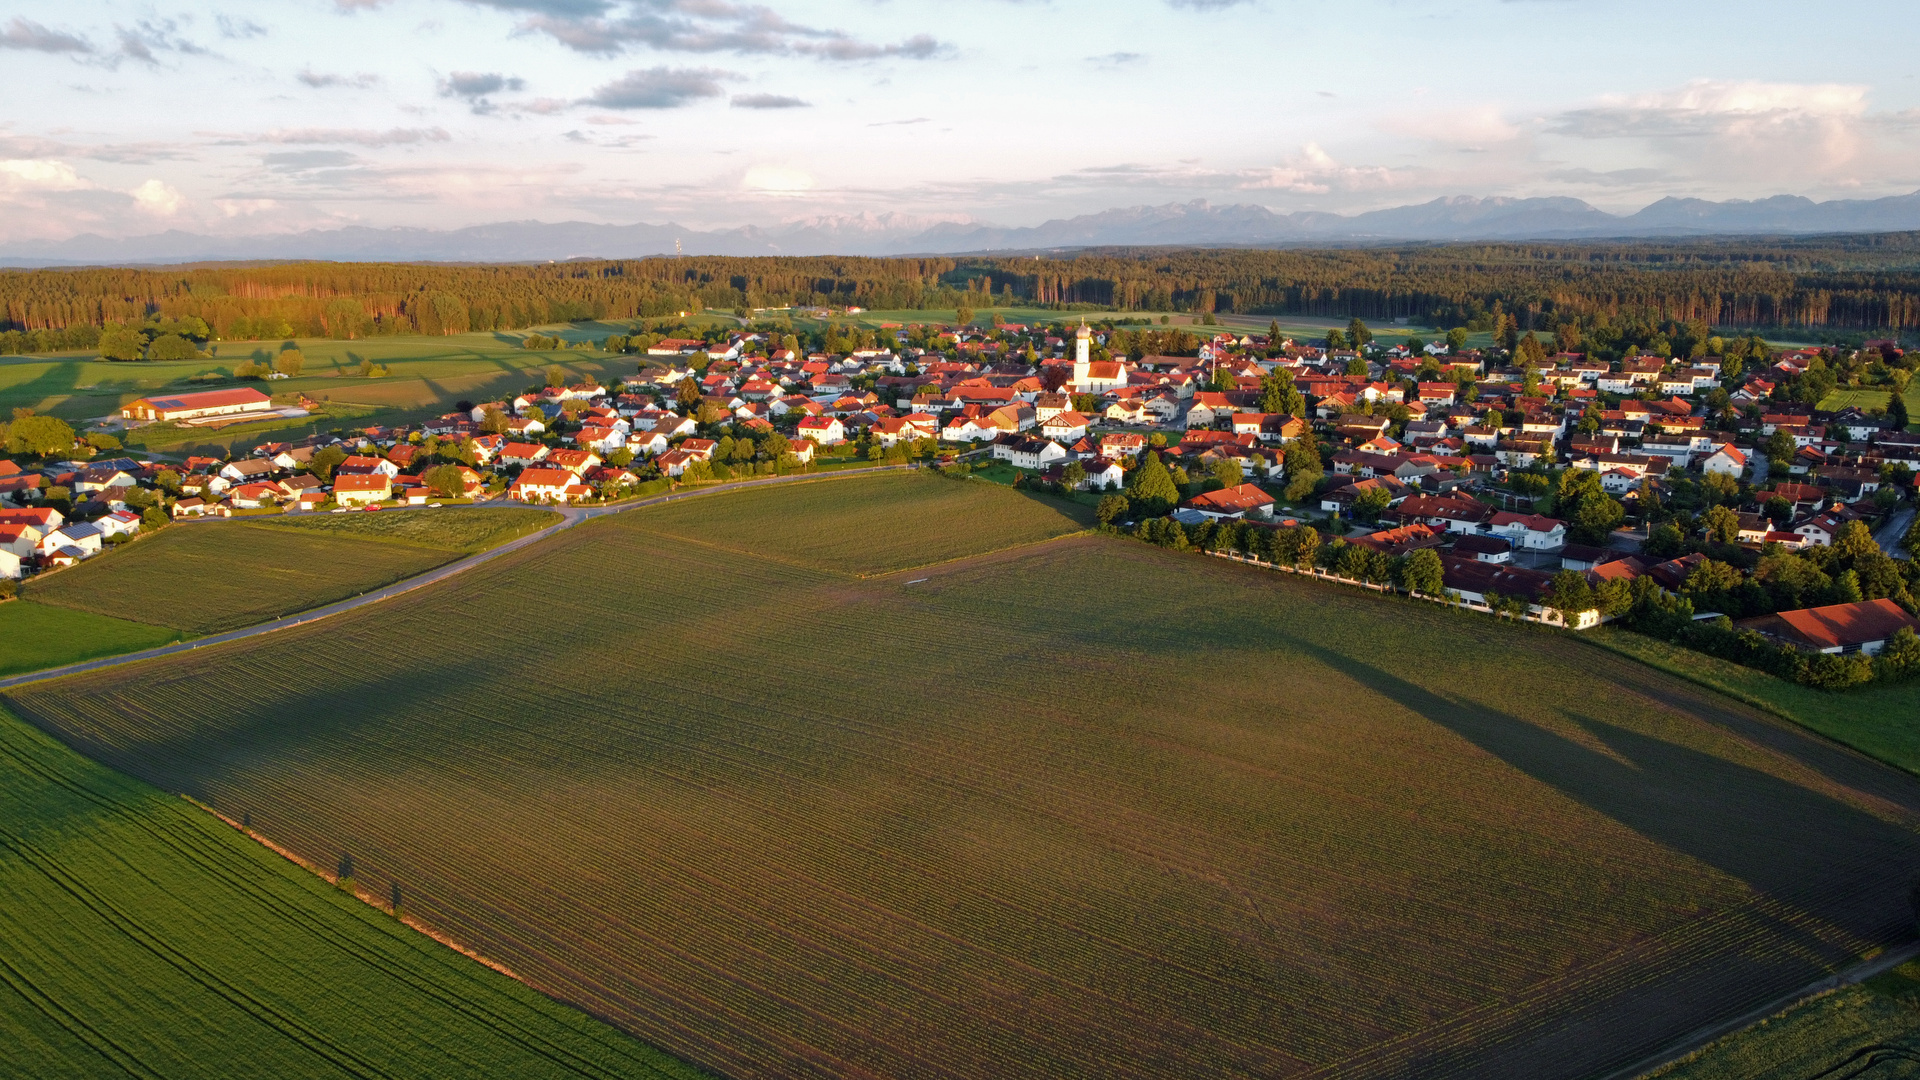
[7,234,1920,349]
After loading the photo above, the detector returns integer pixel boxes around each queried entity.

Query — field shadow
[1296,642,1920,930]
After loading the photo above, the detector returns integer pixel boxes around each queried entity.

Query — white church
[1068,321,1129,394]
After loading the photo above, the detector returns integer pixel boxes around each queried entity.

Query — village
[4,314,1919,677]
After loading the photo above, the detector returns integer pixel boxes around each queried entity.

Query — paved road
[0,465,909,691]
[1876,505,1914,559]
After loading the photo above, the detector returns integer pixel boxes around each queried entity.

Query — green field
[23,522,459,634]
[625,471,1088,575]
[0,600,182,678]
[1817,388,1895,413]
[1589,629,1920,777]
[1650,959,1920,1080]
[0,702,709,1079]
[255,506,560,552]
[0,330,648,454]
[10,473,1920,1080]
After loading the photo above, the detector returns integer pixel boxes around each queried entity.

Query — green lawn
[0,601,183,678]
[0,703,709,1079]
[1650,959,1920,1080]
[1587,629,1920,777]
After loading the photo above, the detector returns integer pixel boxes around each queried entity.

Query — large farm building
[121,387,274,423]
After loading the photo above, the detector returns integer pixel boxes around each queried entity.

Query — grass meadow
[1589,629,1920,777]
[23,522,460,634]
[10,473,1920,1080]
[0,600,182,677]
[0,703,710,1079]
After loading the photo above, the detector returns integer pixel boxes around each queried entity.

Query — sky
[5,0,1920,243]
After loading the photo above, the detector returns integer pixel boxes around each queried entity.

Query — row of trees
[8,237,1920,353]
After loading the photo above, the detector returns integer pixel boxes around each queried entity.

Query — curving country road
[0,465,910,691]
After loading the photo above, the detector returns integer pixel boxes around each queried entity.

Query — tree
[1403,548,1444,596]
[308,445,347,481]
[955,304,974,327]
[1353,484,1391,522]
[422,464,468,499]
[1260,368,1304,416]
[1545,570,1596,622]
[1446,327,1469,352]
[1891,389,1911,432]
[1125,452,1181,516]
[1325,329,1349,351]
[1764,429,1798,475]
[1209,364,1236,393]
[275,349,304,377]
[1062,460,1087,490]
[1346,318,1372,349]
[676,378,702,409]
[147,333,199,360]
[1210,457,1243,490]
[7,413,74,458]
[1879,627,1920,680]
[1834,520,1879,562]
[546,365,566,388]
[97,323,146,361]
[480,406,509,435]
[1702,504,1741,546]
[141,505,169,530]
[1095,493,1128,526]
[1267,319,1281,344]
[1283,438,1322,502]
[1345,355,1368,378]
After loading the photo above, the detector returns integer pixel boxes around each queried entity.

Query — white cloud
[0,159,91,191]
[742,164,813,195]
[1236,143,1401,194]
[131,179,183,215]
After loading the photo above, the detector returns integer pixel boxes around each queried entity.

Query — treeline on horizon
[7,235,1920,355]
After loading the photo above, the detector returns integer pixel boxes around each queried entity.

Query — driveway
[1877,505,1914,559]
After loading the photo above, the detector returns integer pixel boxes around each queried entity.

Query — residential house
[994,437,1069,471]
[507,467,593,503]
[1488,511,1568,550]
[797,416,847,446]
[1183,483,1277,521]
[1699,444,1749,479]
[1736,598,1920,656]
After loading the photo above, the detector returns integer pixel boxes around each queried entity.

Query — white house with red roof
[1700,443,1748,479]
[1488,511,1568,550]
[508,467,592,503]
[797,416,846,446]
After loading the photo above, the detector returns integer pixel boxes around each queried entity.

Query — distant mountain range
[10,190,1920,266]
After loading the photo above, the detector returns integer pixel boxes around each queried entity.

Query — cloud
[298,68,379,88]
[732,93,808,109]
[1551,79,1866,141]
[442,71,527,98]
[216,15,267,39]
[131,179,183,215]
[585,66,729,109]
[1087,52,1142,67]
[0,159,92,191]
[486,0,949,62]
[262,150,358,172]
[252,127,452,146]
[867,117,930,127]
[0,17,93,53]
[1235,143,1401,195]
[440,70,527,113]
[1167,0,1251,8]
[741,164,813,195]
[1378,106,1521,149]
[114,19,209,65]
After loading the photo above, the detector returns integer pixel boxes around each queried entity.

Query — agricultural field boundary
[1617,942,1920,1080]
[0,466,909,691]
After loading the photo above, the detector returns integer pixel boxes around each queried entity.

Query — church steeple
[1074,318,1091,372]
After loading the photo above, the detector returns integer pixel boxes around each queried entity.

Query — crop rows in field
[254,506,561,552]
[620,470,1090,576]
[9,474,1920,1080]
[22,521,460,634]
[0,704,710,1079]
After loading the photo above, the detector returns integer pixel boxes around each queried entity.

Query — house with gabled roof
[1737,598,1920,656]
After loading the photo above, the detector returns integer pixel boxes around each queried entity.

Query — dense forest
[7,235,1920,354]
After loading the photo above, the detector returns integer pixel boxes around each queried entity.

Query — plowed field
[10,474,1920,1080]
